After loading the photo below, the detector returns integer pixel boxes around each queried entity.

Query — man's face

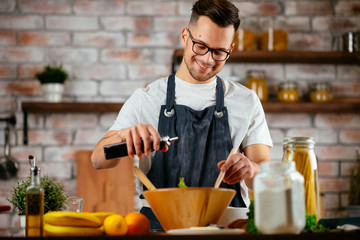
[181,16,235,83]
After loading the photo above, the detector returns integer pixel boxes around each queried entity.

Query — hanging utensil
[0,116,19,180]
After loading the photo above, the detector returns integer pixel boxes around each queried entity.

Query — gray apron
[141,74,245,230]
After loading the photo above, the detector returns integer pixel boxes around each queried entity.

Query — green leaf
[305,210,326,231]
[178,177,188,188]
[35,64,69,84]
[245,200,260,234]
[7,175,68,215]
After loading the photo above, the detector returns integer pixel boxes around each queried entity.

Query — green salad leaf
[178,177,188,188]
[305,210,326,231]
[245,200,326,233]
[245,200,260,234]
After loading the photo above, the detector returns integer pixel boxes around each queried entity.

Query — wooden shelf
[21,100,360,114]
[21,100,360,144]
[22,102,123,113]
[263,100,360,113]
[171,50,360,72]
[21,102,123,144]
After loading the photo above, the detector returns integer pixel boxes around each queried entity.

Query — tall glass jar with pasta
[283,137,319,218]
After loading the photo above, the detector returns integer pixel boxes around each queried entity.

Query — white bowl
[217,207,248,227]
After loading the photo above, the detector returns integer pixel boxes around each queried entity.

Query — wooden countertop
[0,231,359,240]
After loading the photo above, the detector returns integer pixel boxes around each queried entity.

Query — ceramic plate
[167,227,245,235]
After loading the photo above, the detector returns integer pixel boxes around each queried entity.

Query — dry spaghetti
[283,137,319,217]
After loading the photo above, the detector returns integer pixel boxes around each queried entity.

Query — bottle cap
[29,155,40,174]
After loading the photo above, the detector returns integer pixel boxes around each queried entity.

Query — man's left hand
[217,152,256,185]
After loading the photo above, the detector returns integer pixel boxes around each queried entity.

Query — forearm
[244,160,261,190]
[244,144,271,190]
[91,130,125,169]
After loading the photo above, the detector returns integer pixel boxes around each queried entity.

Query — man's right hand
[91,124,160,169]
[118,123,161,159]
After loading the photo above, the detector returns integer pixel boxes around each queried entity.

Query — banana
[44,211,101,227]
[90,212,116,224]
[44,224,103,236]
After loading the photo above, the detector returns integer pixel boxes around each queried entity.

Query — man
[92,0,272,229]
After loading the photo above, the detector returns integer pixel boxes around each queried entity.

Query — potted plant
[347,150,360,217]
[7,175,69,228]
[35,64,69,102]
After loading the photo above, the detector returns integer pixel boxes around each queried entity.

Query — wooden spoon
[214,146,238,188]
[133,166,156,190]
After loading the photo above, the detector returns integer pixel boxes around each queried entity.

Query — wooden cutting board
[94,181,118,212]
[76,150,134,215]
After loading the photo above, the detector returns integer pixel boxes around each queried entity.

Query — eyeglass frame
[186,28,232,62]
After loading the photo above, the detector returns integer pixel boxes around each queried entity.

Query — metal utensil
[0,116,19,180]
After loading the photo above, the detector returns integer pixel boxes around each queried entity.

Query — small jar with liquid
[26,155,44,237]
[246,70,268,102]
[236,19,259,51]
[254,161,305,234]
[260,17,288,51]
[309,82,332,103]
[278,81,300,103]
[283,137,320,218]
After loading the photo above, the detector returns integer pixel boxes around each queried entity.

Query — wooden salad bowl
[143,187,236,231]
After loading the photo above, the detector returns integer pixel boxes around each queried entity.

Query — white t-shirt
[109,75,273,211]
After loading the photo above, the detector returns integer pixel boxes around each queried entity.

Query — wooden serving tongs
[214,146,238,188]
[133,166,156,191]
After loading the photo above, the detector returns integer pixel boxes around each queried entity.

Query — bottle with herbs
[25,155,44,237]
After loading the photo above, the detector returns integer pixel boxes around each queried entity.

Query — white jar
[254,162,305,234]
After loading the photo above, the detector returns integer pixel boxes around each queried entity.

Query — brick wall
[0,0,360,235]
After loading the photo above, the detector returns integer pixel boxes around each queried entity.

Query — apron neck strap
[165,75,225,112]
[166,74,176,112]
[215,76,224,113]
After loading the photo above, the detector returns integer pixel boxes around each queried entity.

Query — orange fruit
[125,212,150,235]
[103,214,128,236]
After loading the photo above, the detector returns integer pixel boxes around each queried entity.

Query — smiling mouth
[195,59,212,71]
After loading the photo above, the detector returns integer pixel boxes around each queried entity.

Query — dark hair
[190,0,240,32]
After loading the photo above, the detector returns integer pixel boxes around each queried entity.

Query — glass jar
[260,18,288,51]
[246,70,268,102]
[254,162,305,234]
[237,19,259,51]
[309,82,332,103]
[278,81,300,103]
[282,137,292,161]
[283,137,320,217]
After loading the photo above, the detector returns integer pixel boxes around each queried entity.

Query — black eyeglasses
[187,28,231,61]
